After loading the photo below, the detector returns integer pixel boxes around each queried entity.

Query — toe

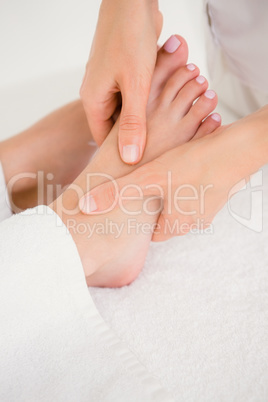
[182,89,218,133]
[149,35,189,103]
[157,64,200,106]
[194,113,222,139]
[171,75,209,117]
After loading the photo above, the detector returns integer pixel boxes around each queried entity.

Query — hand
[80,0,163,164]
[0,101,95,211]
[78,106,268,241]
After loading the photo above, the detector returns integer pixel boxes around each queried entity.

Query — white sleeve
[0,162,12,222]
[0,205,172,402]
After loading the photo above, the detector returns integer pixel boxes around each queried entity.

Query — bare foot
[51,36,221,287]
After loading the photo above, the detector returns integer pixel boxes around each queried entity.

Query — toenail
[163,35,181,53]
[196,75,206,84]
[79,195,97,214]
[205,90,216,99]
[122,145,140,164]
[187,63,196,71]
[211,113,221,122]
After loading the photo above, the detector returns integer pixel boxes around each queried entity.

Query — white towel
[0,206,172,401]
[90,166,268,401]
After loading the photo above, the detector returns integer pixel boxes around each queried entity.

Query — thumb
[118,76,151,165]
[79,165,161,215]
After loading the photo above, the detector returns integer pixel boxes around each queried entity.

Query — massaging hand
[80,0,163,164]
[79,107,268,241]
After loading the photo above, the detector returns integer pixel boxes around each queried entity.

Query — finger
[80,74,119,146]
[87,115,114,146]
[80,98,118,146]
[79,164,160,215]
[118,74,152,165]
[154,10,163,39]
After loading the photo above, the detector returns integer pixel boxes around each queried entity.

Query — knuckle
[119,114,144,134]
[79,77,91,100]
[122,67,152,95]
[80,80,98,107]
[80,87,93,109]
[81,96,101,119]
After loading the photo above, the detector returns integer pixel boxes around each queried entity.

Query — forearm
[248,106,268,168]
[219,105,268,180]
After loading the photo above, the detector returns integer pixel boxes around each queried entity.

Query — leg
[0,100,96,210]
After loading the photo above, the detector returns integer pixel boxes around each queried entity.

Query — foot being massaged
[0,0,267,399]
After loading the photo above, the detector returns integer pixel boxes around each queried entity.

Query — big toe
[149,35,189,103]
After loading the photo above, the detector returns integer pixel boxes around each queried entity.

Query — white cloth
[0,206,172,402]
[205,0,268,121]
[207,0,268,93]
[0,162,12,222]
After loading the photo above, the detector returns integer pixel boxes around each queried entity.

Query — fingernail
[205,90,216,99]
[196,75,206,84]
[211,113,221,122]
[187,63,196,71]
[122,145,139,164]
[79,195,97,214]
[164,35,181,53]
